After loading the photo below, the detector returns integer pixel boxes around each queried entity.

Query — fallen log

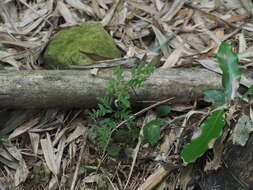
[0,68,222,109]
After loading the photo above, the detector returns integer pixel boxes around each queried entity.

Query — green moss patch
[43,21,121,69]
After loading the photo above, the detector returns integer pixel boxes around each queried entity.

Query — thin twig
[123,121,145,190]
[70,135,87,190]
[112,97,174,133]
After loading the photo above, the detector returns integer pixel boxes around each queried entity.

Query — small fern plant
[89,61,155,155]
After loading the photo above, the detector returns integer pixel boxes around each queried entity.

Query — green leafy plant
[181,110,225,163]
[180,42,243,163]
[216,42,241,101]
[89,61,162,155]
[143,119,166,146]
[155,105,171,117]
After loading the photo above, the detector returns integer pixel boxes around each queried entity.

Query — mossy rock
[43,21,121,69]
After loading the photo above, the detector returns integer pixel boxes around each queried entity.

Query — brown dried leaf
[238,45,253,59]
[48,176,58,190]
[57,1,78,24]
[91,0,104,18]
[41,133,60,175]
[9,118,39,140]
[14,159,29,186]
[28,132,40,155]
[238,33,247,53]
[162,0,187,22]
[66,122,87,144]
[20,17,44,34]
[160,130,177,154]
[0,142,28,186]
[66,0,95,16]
[154,0,164,11]
[101,0,120,26]
[0,143,20,169]
[152,25,170,57]
[0,50,20,68]
[96,0,109,9]
[128,1,158,15]
[193,12,221,45]
[0,40,40,49]
[17,8,48,29]
[162,44,184,68]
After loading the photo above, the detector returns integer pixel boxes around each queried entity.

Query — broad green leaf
[180,110,225,163]
[155,105,171,117]
[216,42,241,101]
[203,89,225,108]
[143,119,166,146]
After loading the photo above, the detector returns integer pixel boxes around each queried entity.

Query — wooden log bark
[0,68,222,109]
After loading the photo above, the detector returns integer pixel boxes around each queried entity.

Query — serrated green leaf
[180,110,225,163]
[97,124,111,150]
[203,89,225,108]
[155,105,171,117]
[143,119,166,146]
[216,42,241,101]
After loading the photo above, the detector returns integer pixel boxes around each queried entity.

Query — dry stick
[70,135,87,190]
[123,138,142,190]
[123,117,146,190]
[113,98,174,133]
[106,176,118,190]
[137,164,180,190]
